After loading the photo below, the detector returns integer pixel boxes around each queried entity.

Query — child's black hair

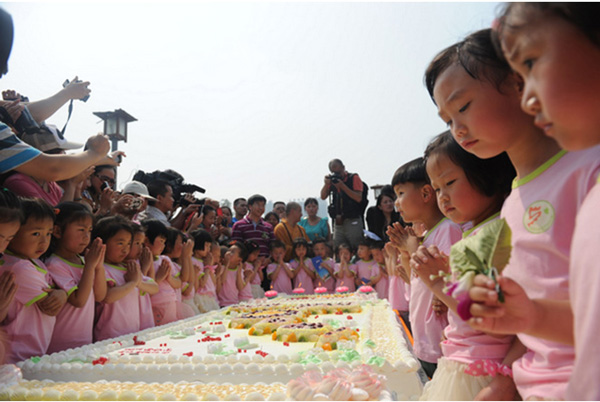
[202,205,216,216]
[48,202,94,257]
[269,239,286,251]
[335,243,354,257]
[425,28,513,103]
[190,228,213,251]
[164,227,184,255]
[20,197,56,224]
[130,222,145,236]
[229,240,248,261]
[494,3,600,51]
[424,130,515,200]
[0,188,22,224]
[368,240,385,250]
[291,237,309,260]
[92,215,134,243]
[244,240,260,260]
[391,157,430,187]
[141,219,169,245]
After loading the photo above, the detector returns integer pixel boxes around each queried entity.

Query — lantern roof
[93,109,137,123]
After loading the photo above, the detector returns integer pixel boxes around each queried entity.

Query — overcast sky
[2,2,499,207]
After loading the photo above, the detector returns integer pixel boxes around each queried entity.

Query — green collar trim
[513,150,567,189]
[106,262,126,271]
[422,218,447,243]
[53,254,84,268]
[462,212,500,239]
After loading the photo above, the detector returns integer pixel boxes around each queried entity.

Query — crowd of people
[1,3,600,401]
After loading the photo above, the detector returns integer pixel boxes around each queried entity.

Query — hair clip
[53,208,60,215]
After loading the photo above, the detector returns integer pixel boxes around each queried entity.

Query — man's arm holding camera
[14,133,112,182]
[332,179,362,204]
[320,176,332,200]
[2,77,91,123]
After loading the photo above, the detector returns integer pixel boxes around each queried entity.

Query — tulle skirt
[251,284,265,299]
[194,293,220,313]
[420,357,494,401]
[182,298,201,315]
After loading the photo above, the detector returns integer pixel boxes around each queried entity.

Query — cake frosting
[4,293,423,400]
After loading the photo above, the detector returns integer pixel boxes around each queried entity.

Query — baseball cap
[122,181,157,200]
[20,124,83,152]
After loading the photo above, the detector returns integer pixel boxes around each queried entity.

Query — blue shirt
[298,216,329,241]
[0,123,41,173]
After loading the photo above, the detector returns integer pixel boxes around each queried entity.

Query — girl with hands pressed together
[465,4,600,400]
[217,241,247,307]
[289,238,316,294]
[92,216,158,342]
[0,198,65,363]
[333,243,357,293]
[45,202,107,353]
[266,240,294,294]
[410,131,516,401]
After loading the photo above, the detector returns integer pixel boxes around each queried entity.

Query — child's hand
[38,289,67,316]
[139,246,153,276]
[0,271,17,312]
[125,261,142,286]
[182,239,194,258]
[85,238,105,271]
[431,296,448,317]
[386,223,418,253]
[474,374,517,401]
[409,245,449,287]
[155,259,171,283]
[468,274,535,335]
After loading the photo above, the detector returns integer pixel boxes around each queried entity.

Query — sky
[2,1,499,208]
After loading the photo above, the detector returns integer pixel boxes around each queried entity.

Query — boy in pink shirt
[370,242,389,299]
[1,198,65,363]
[266,240,294,294]
[354,242,379,288]
[312,239,335,293]
[333,243,357,293]
[388,157,461,378]
[191,230,219,312]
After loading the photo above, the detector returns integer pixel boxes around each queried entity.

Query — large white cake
[2,293,423,400]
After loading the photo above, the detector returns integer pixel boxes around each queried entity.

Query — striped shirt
[0,123,40,173]
[231,216,275,257]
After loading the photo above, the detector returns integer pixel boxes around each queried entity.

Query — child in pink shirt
[217,241,246,306]
[266,240,294,294]
[333,243,357,293]
[142,219,179,326]
[163,228,195,319]
[93,216,159,342]
[408,131,516,400]
[1,198,65,363]
[289,238,315,294]
[463,7,600,399]
[191,230,219,312]
[45,202,107,353]
[125,225,154,331]
[370,242,388,299]
[383,243,410,325]
[354,242,379,289]
[244,241,264,299]
[388,157,461,379]
[312,239,335,293]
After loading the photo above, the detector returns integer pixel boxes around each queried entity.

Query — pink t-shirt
[441,215,514,365]
[218,266,240,307]
[501,148,600,400]
[3,173,63,206]
[411,217,462,363]
[150,256,177,325]
[567,179,600,400]
[333,263,357,292]
[94,263,141,342]
[375,263,388,299]
[170,261,183,303]
[388,275,408,311]
[314,258,335,292]
[290,258,316,294]
[266,262,293,294]
[45,255,95,354]
[247,262,262,286]
[355,259,378,286]
[138,277,155,331]
[239,264,253,301]
[0,254,56,363]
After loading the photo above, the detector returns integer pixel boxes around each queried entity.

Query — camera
[132,169,206,207]
[130,198,143,211]
[0,104,40,135]
[328,173,343,184]
[63,79,90,102]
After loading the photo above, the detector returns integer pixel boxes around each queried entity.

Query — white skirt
[251,284,265,299]
[420,357,494,401]
[194,293,220,313]
[182,298,201,315]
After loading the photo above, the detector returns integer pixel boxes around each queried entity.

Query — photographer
[320,158,365,249]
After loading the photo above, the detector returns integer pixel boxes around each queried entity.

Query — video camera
[132,169,206,207]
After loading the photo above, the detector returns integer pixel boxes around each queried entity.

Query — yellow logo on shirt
[523,200,555,234]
